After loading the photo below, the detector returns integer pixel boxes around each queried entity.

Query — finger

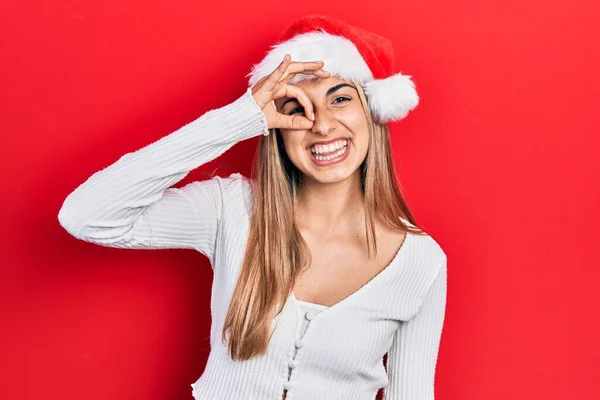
[287,60,326,71]
[259,58,325,91]
[283,68,330,84]
[283,84,315,121]
[280,61,326,82]
[270,80,314,121]
[251,75,269,94]
[276,113,314,130]
[314,69,331,78]
[262,54,292,91]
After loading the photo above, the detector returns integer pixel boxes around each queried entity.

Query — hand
[251,54,330,130]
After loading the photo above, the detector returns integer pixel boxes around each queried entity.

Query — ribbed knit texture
[58,88,448,400]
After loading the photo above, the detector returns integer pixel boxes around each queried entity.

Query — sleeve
[57,88,268,263]
[383,256,448,400]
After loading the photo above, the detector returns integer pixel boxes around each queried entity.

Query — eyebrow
[280,83,358,109]
[327,83,357,96]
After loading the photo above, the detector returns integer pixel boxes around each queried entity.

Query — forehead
[293,75,352,91]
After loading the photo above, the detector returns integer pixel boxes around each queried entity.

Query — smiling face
[274,76,370,185]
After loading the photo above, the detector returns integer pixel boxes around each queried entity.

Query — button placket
[283,306,316,396]
[304,310,316,321]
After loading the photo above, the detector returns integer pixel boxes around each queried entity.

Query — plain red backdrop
[1,1,599,399]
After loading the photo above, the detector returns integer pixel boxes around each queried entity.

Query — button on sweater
[284,298,329,395]
[57,88,448,400]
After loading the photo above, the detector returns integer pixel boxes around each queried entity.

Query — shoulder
[208,172,254,197]
[401,216,447,271]
[180,172,256,216]
[407,230,446,270]
[217,173,256,215]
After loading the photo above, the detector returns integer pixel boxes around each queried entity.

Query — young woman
[58,15,447,400]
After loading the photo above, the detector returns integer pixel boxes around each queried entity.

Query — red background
[2,1,599,399]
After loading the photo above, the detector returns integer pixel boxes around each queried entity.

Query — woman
[58,15,447,400]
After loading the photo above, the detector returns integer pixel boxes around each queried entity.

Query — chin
[307,169,356,184]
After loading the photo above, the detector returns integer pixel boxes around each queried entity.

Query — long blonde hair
[222,80,426,360]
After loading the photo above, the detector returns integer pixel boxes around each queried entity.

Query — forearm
[58,88,268,243]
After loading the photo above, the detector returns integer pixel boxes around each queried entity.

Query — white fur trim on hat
[248,31,373,86]
[247,30,419,123]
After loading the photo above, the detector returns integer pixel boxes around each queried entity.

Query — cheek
[280,131,305,157]
[340,105,370,142]
[341,101,367,123]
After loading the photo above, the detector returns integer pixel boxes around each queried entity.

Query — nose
[311,108,337,136]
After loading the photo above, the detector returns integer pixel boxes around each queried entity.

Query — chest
[271,294,402,379]
[292,230,408,307]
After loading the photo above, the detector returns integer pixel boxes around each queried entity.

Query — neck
[295,170,364,236]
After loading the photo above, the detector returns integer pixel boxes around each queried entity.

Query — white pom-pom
[363,73,419,123]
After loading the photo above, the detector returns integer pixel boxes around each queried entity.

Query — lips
[309,138,348,157]
[306,137,349,148]
[307,139,351,166]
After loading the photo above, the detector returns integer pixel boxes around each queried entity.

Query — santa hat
[247,15,419,124]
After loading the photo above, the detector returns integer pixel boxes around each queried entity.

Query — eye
[332,96,351,104]
[288,106,305,115]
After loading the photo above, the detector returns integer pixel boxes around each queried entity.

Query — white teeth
[312,141,349,161]
[310,139,348,155]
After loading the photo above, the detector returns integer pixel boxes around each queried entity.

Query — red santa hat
[247,15,419,124]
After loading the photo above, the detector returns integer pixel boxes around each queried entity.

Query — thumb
[276,114,314,130]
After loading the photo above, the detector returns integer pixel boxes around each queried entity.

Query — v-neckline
[289,228,412,320]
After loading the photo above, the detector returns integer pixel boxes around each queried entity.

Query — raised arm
[57,88,268,262]
[383,256,448,400]
[58,55,329,263]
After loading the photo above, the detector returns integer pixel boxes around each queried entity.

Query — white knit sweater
[57,88,448,400]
